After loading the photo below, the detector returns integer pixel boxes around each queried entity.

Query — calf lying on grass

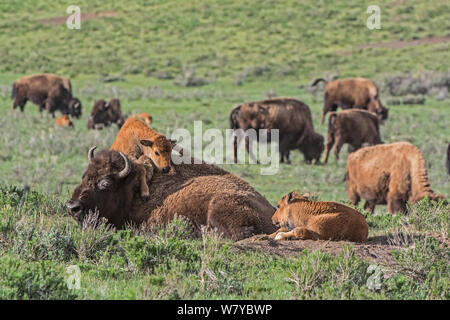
[56,114,73,127]
[270,192,368,242]
[110,117,176,200]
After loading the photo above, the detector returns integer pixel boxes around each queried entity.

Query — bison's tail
[311,78,327,87]
[328,112,338,132]
[11,82,16,99]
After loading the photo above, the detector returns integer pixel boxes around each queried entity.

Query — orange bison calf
[323,109,382,164]
[346,141,446,214]
[56,114,74,127]
[269,192,368,242]
[110,117,176,201]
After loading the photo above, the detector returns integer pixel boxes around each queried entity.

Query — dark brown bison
[311,77,388,124]
[87,98,125,129]
[66,148,277,240]
[447,143,450,175]
[323,109,382,164]
[11,73,82,118]
[230,98,324,164]
[346,142,446,214]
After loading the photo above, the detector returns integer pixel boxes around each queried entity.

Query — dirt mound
[233,233,448,267]
[38,11,118,26]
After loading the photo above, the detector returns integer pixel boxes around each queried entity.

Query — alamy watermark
[367,5,381,30]
[66,265,81,290]
[366,264,383,290]
[66,5,81,29]
[169,121,280,175]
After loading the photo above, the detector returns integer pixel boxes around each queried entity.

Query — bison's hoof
[274,232,286,240]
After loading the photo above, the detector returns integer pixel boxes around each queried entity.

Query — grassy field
[0,0,449,299]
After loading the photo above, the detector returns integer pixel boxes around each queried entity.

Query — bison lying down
[346,141,446,214]
[270,192,368,242]
[67,149,277,240]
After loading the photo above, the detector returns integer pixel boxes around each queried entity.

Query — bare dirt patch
[233,233,448,268]
[38,11,119,26]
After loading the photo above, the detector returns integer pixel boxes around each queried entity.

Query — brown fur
[269,191,368,242]
[67,150,277,240]
[87,98,125,129]
[230,98,324,164]
[56,114,74,127]
[110,117,176,200]
[312,78,388,124]
[12,73,81,118]
[135,112,153,125]
[346,142,446,214]
[324,109,382,164]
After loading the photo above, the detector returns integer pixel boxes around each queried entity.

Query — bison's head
[68,98,82,119]
[368,96,388,123]
[139,136,176,174]
[67,147,138,227]
[106,99,125,128]
[299,132,324,164]
[272,191,310,228]
[88,100,111,129]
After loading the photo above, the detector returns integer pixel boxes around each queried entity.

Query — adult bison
[230,98,324,164]
[323,109,382,164]
[11,73,82,118]
[346,141,445,214]
[87,98,125,129]
[311,77,388,124]
[66,148,277,240]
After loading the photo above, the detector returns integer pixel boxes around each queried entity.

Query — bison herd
[11,73,449,242]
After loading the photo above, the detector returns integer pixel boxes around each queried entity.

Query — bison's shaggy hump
[346,141,445,214]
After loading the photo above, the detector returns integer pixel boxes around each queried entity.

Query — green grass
[0,0,449,300]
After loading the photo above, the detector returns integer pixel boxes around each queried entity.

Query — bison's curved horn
[117,152,131,179]
[88,146,97,163]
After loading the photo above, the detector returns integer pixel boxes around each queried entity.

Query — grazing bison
[11,73,82,118]
[447,143,450,175]
[87,98,125,130]
[323,109,382,164]
[269,192,368,242]
[135,112,153,126]
[346,141,446,214]
[66,148,277,240]
[230,98,324,164]
[110,117,176,200]
[311,77,388,124]
[56,114,74,127]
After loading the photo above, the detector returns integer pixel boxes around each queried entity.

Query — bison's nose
[66,200,83,215]
[161,166,170,174]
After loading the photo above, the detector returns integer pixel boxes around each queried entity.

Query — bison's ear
[140,139,154,147]
[285,191,297,205]
[104,102,110,110]
[302,192,311,198]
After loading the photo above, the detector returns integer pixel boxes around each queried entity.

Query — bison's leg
[268,227,290,239]
[136,156,155,202]
[323,134,335,164]
[321,98,337,124]
[245,136,259,164]
[13,97,27,112]
[275,227,320,240]
[333,134,345,162]
[347,187,360,206]
[233,135,238,163]
[363,201,376,214]
[387,196,407,214]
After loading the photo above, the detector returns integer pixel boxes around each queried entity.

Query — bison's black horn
[88,146,97,163]
[117,152,131,179]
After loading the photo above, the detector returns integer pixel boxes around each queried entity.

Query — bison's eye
[154,151,160,156]
[97,178,112,190]
[276,204,280,209]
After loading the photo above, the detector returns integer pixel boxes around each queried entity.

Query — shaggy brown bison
[110,117,176,200]
[311,77,388,124]
[87,98,125,129]
[269,192,368,242]
[11,73,82,118]
[346,142,446,214]
[230,98,324,164]
[66,148,277,240]
[323,109,382,164]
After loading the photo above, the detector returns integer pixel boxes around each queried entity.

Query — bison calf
[270,191,368,242]
[323,109,382,164]
[56,114,74,127]
[346,141,446,214]
[110,117,176,201]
